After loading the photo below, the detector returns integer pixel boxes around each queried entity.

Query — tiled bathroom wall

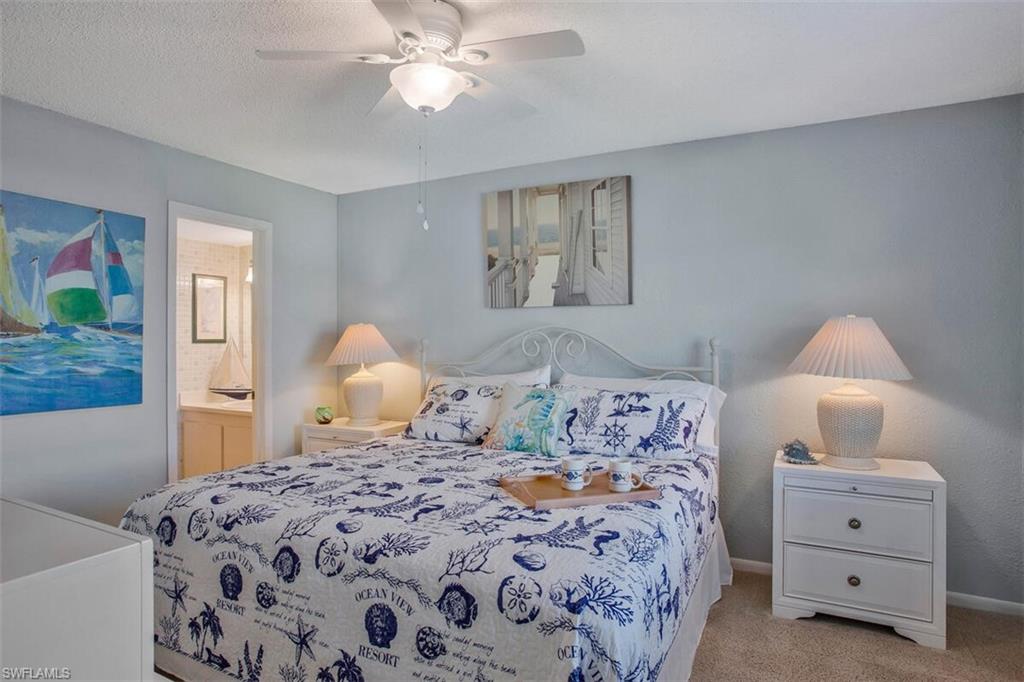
[176,238,252,395]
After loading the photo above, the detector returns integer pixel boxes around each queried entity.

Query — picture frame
[192,273,227,343]
[0,189,146,415]
[483,175,631,308]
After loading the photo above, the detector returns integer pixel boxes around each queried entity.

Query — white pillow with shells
[406,381,505,444]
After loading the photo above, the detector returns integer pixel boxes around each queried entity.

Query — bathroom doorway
[166,202,272,482]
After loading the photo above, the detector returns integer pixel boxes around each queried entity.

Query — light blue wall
[0,97,340,525]
[338,96,1023,602]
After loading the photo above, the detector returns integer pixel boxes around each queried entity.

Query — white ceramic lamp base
[817,382,883,470]
[343,365,384,426]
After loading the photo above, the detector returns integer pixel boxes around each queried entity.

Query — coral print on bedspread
[122,437,718,682]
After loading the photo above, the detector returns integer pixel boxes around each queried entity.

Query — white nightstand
[772,452,947,649]
[301,417,408,454]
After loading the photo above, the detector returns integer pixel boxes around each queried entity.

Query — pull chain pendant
[417,113,429,231]
[417,111,430,228]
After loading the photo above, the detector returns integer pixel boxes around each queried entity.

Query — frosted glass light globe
[390,62,467,114]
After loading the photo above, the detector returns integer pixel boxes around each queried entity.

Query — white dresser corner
[1,498,155,680]
[771,453,947,649]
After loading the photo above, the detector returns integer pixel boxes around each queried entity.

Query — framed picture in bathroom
[192,273,227,343]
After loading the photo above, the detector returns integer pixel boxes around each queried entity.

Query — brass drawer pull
[847,575,861,587]
[848,517,862,529]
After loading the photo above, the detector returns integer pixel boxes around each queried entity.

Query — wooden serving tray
[500,471,662,510]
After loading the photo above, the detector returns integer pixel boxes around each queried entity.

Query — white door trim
[166,201,273,483]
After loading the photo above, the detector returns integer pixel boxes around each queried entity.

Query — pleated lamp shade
[326,323,399,366]
[788,315,912,381]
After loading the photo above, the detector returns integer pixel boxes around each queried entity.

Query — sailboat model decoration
[209,338,253,400]
[0,190,145,416]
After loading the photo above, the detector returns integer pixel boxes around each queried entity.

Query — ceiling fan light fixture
[459,49,488,65]
[389,61,467,114]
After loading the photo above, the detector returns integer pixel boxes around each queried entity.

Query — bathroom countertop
[179,396,253,416]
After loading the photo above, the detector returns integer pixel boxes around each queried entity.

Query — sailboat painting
[0,190,145,416]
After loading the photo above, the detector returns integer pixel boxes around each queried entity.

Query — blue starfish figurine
[782,439,817,465]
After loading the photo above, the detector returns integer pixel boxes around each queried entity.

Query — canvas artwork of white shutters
[482,176,631,308]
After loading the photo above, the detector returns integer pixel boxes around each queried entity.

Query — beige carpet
[691,571,1023,681]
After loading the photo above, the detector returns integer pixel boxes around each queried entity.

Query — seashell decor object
[782,439,817,465]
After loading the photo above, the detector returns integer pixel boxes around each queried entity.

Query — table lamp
[327,323,399,426]
[788,315,912,470]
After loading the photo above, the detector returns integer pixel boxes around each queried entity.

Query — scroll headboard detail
[420,326,719,395]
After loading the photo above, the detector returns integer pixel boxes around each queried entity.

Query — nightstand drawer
[312,430,367,443]
[305,436,348,452]
[784,488,932,561]
[783,544,932,621]
[785,475,932,501]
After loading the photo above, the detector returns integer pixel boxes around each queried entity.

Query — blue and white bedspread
[122,438,719,682]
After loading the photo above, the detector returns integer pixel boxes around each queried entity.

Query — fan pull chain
[417,114,429,231]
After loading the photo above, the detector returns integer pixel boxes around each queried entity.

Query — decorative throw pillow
[559,388,707,459]
[482,384,575,457]
[557,372,725,453]
[426,365,551,391]
[406,381,504,444]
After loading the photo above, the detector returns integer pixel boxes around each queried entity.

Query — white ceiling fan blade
[371,0,425,41]
[256,50,393,63]
[459,30,584,65]
[460,73,536,119]
[367,86,407,117]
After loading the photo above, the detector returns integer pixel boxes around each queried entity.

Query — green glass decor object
[314,406,334,425]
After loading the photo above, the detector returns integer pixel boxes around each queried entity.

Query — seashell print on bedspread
[122,437,718,682]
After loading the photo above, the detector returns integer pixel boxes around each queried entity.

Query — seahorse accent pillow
[560,388,707,459]
[482,384,575,457]
[405,381,504,444]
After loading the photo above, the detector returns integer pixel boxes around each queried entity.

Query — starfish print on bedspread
[161,574,189,616]
[285,615,318,666]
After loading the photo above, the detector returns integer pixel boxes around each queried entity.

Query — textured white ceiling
[2,2,1021,195]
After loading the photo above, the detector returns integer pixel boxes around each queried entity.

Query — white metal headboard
[420,326,719,394]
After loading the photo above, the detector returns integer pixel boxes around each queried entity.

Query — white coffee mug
[609,458,645,493]
[561,457,594,491]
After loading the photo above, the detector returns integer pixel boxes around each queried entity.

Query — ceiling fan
[257,0,585,117]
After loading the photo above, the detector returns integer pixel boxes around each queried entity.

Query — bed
[123,327,731,682]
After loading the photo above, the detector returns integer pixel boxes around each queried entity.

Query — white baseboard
[730,557,772,575]
[730,558,1024,616]
[947,590,1024,616]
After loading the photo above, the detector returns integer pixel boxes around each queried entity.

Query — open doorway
[166,202,272,482]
